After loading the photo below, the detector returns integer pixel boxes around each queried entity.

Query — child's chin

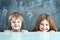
[13,28,20,30]
[41,30,48,32]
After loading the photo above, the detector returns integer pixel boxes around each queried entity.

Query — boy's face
[10,17,22,30]
[39,19,50,32]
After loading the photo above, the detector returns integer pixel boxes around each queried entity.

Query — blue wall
[0,0,60,32]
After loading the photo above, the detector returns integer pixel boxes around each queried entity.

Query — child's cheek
[11,23,14,27]
[40,25,43,28]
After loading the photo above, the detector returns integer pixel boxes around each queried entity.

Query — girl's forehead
[41,19,49,22]
[41,19,49,23]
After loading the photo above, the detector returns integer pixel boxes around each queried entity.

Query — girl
[4,12,28,32]
[33,14,56,32]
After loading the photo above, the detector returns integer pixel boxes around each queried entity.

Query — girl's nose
[43,25,46,29]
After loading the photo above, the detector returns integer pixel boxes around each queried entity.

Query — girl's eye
[40,23,43,25]
[46,24,48,26]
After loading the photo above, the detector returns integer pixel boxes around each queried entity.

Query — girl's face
[39,19,50,32]
[10,17,22,30]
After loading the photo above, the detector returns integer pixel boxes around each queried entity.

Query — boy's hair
[8,12,24,30]
[33,13,56,32]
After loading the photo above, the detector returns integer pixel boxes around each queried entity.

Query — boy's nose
[15,23,18,25]
[14,23,18,27]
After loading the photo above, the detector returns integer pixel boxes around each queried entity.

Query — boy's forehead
[11,17,21,20]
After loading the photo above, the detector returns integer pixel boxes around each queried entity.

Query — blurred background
[0,0,60,32]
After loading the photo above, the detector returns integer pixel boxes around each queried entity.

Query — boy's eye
[17,21,20,23]
[12,21,15,23]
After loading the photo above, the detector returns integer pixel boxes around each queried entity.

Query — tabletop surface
[0,32,60,40]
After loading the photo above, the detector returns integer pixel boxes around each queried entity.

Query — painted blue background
[0,0,60,32]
